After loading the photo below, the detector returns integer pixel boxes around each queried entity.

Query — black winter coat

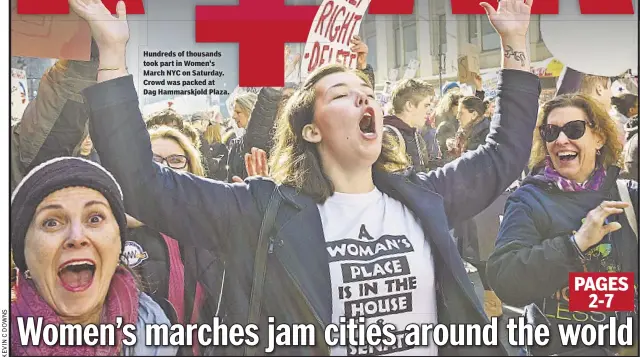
[487,168,638,355]
[227,87,283,180]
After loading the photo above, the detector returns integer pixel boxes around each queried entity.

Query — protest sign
[531,58,564,78]
[300,0,372,79]
[11,68,29,125]
[11,0,91,60]
[388,68,399,83]
[481,70,500,99]
[457,44,480,85]
[402,58,420,80]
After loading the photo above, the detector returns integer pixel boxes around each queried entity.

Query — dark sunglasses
[153,154,189,169]
[539,120,588,143]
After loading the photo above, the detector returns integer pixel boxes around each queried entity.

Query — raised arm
[11,56,98,191]
[419,0,539,227]
[73,0,261,254]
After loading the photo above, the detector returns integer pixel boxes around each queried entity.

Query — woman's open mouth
[557,151,578,162]
[58,259,96,292]
[359,108,377,140]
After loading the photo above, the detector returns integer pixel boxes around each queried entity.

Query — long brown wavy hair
[529,93,624,171]
[269,64,409,203]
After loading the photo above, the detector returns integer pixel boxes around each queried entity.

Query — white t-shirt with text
[317,188,438,356]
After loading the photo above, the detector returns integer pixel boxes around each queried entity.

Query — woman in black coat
[488,94,638,356]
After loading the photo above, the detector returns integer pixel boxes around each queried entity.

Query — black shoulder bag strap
[245,186,282,356]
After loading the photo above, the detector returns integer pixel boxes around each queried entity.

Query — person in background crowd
[452,96,491,156]
[231,93,258,131]
[612,93,638,181]
[75,133,101,164]
[80,0,538,354]
[191,111,228,180]
[612,93,638,123]
[146,108,201,149]
[190,112,209,133]
[203,119,229,181]
[488,94,638,356]
[383,78,434,172]
[226,93,258,180]
[230,87,287,182]
[221,127,236,147]
[435,91,464,162]
[126,125,223,355]
[484,96,496,119]
[442,81,460,95]
[448,95,502,320]
[148,126,206,177]
[578,74,628,144]
[420,111,444,169]
[623,115,638,181]
[10,157,176,356]
[10,54,99,192]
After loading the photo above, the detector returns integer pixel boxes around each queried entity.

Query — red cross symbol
[17,0,145,15]
[195,0,416,87]
[196,0,318,87]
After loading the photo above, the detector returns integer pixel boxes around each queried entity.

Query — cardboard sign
[11,68,29,125]
[402,58,420,80]
[457,43,480,85]
[300,0,371,79]
[10,0,91,60]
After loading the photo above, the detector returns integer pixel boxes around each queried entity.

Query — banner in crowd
[10,0,91,60]
[11,68,29,125]
[300,0,372,79]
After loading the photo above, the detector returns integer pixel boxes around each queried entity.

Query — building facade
[356,0,557,93]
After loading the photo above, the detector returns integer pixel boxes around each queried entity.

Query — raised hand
[231,147,269,183]
[68,0,129,51]
[473,73,483,91]
[350,35,369,70]
[480,0,532,40]
[480,0,532,71]
[573,201,629,252]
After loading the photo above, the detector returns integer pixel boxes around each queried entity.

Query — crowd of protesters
[9,0,638,355]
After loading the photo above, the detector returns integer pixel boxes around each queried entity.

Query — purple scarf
[11,267,139,356]
[541,157,607,192]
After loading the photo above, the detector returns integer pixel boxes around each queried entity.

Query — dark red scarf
[11,267,139,356]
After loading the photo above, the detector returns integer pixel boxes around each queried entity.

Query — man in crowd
[383,78,435,172]
[146,108,201,148]
[579,74,627,143]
